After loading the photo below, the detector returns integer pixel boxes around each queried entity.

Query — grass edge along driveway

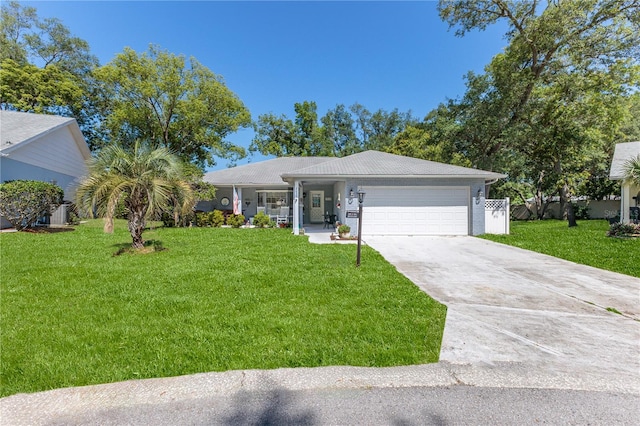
[0,220,446,397]
[479,220,639,278]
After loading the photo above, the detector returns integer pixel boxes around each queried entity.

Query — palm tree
[76,142,194,249]
[622,154,640,187]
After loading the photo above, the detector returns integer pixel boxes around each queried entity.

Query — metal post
[356,189,365,267]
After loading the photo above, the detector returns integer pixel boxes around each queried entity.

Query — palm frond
[622,154,640,187]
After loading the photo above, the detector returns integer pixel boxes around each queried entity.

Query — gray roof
[282,150,506,180]
[0,110,81,153]
[205,150,505,186]
[203,156,334,187]
[610,141,640,180]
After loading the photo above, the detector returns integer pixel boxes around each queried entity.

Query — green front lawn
[0,220,446,397]
[479,220,639,278]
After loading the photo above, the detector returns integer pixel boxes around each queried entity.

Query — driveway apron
[366,236,640,392]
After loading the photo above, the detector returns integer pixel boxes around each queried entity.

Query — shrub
[226,213,245,228]
[66,203,81,225]
[113,199,128,219]
[0,180,64,230]
[161,212,175,227]
[210,210,225,227]
[194,212,211,227]
[253,211,270,228]
[338,224,351,235]
[572,204,590,220]
[162,211,195,228]
[607,222,640,237]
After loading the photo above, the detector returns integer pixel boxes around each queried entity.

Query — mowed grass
[479,220,639,278]
[0,220,446,397]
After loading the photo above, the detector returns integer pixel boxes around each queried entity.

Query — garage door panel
[362,187,469,235]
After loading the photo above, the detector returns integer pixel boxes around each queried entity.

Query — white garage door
[361,186,469,236]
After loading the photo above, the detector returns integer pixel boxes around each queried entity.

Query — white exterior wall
[6,126,88,179]
[342,177,487,236]
[0,158,81,200]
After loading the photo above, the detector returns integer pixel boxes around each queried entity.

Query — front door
[309,190,324,223]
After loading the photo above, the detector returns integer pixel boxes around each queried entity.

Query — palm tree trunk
[128,209,146,249]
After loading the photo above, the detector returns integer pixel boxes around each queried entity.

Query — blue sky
[26,1,509,169]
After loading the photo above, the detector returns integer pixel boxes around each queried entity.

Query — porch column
[293,180,301,235]
[621,184,628,223]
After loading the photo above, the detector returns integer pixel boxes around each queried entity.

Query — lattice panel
[485,199,507,210]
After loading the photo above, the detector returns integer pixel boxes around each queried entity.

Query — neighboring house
[203,150,505,236]
[610,141,640,224]
[0,110,92,228]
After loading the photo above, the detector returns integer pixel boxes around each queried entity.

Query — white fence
[485,198,510,234]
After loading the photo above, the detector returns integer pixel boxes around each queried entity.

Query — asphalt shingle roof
[204,150,505,186]
[0,110,76,152]
[203,156,334,186]
[610,141,640,180]
[282,150,506,179]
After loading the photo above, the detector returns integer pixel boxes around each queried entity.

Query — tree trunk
[567,202,578,227]
[128,209,146,249]
[561,183,578,227]
[534,171,545,219]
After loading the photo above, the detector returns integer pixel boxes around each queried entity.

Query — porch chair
[277,206,289,225]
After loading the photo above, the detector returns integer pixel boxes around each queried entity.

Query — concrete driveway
[366,236,640,392]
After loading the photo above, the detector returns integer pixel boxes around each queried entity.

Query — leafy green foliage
[338,224,351,235]
[0,180,63,230]
[571,204,591,220]
[607,222,640,237]
[252,211,271,227]
[93,45,251,167]
[225,213,245,228]
[194,212,211,227]
[0,58,83,114]
[0,1,100,142]
[622,154,640,187]
[211,210,225,227]
[434,0,640,216]
[0,220,446,396]
[250,101,415,157]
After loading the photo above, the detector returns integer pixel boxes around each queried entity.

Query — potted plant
[337,224,351,238]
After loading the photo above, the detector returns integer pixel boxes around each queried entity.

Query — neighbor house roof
[0,110,91,158]
[281,150,506,181]
[203,156,334,187]
[610,141,640,180]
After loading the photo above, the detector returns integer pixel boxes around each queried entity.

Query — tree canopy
[93,45,252,168]
[250,102,415,157]
[0,1,98,126]
[429,0,640,218]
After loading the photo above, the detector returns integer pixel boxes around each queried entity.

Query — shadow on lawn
[20,226,75,234]
[112,239,166,256]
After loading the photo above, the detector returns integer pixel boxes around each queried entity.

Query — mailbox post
[356,188,365,267]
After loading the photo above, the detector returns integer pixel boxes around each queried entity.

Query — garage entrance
[361,186,469,235]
